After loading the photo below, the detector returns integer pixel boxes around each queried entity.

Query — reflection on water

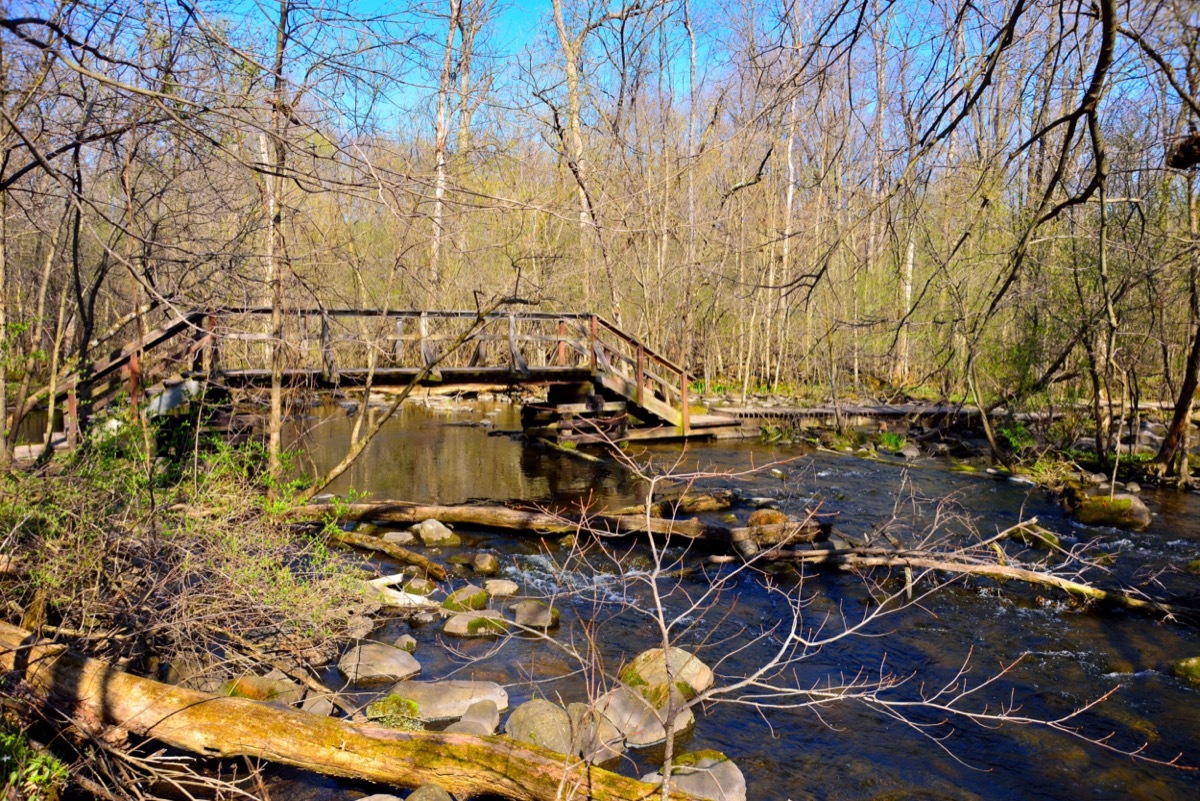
[291,400,1200,801]
[287,398,643,505]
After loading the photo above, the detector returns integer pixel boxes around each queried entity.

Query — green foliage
[0,423,370,684]
[878,431,907,452]
[366,695,424,730]
[1,719,68,801]
[997,423,1035,454]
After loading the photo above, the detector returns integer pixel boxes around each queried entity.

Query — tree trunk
[0,622,698,801]
[432,0,463,287]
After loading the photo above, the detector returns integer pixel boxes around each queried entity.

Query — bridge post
[681,372,690,434]
[556,321,567,366]
[589,315,598,372]
[636,344,645,407]
[66,385,78,448]
[129,350,140,408]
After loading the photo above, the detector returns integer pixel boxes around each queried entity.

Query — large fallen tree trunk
[760,547,1196,619]
[0,622,696,801]
[288,499,828,553]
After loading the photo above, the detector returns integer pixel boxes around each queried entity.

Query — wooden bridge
[48,307,742,446]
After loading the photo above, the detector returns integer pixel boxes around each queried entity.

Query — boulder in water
[594,683,693,748]
[504,699,573,755]
[445,699,501,735]
[485,579,519,597]
[1171,656,1200,685]
[567,702,625,764]
[471,552,500,576]
[511,599,559,630]
[385,679,508,721]
[618,647,714,707]
[412,519,461,546]
[747,509,787,527]
[337,642,421,685]
[443,610,507,638]
[1071,493,1152,531]
[640,750,747,801]
[443,583,488,611]
[406,786,452,801]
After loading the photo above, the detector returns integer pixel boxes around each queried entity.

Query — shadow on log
[0,621,698,800]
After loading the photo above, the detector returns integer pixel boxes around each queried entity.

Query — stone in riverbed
[640,750,747,801]
[445,699,501,735]
[404,577,438,596]
[1184,559,1200,576]
[1071,493,1152,531]
[337,642,421,685]
[411,519,461,546]
[386,679,508,721]
[618,647,714,707]
[472,552,500,576]
[747,508,787,527]
[485,579,520,597]
[511,599,559,630]
[393,634,417,652]
[443,583,488,611]
[300,692,335,717]
[567,702,625,764]
[594,683,693,748]
[504,699,573,755]
[406,785,452,801]
[1171,656,1200,685]
[443,609,508,638]
[221,670,303,705]
[382,529,416,546]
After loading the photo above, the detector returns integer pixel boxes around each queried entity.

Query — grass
[1,717,68,801]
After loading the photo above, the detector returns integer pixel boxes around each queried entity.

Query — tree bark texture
[0,621,697,800]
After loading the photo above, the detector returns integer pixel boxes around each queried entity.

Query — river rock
[1171,656,1200,684]
[747,508,787,527]
[619,647,714,707]
[404,577,437,597]
[337,642,421,684]
[1185,559,1200,576]
[393,634,417,652]
[301,692,335,717]
[485,579,520,597]
[594,683,694,748]
[505,699,573,755]
[443,609,508,638]
[222,670,303,705]
[412,519,461,546]
[386,679,508,721]
[640,750,747,801]
[472,552,500,576]
[445,699,502,735]
[357,795,404,801]
[406,785,452,801]
[899,442,921,460]
[511,599,559,629]
[1071,493,1152,531]
[383,529,416,546]
[443,583,489,611]
[567,702,625,764]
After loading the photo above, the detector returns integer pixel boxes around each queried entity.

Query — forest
[0,0,1197,474]
[1,2,1200,801]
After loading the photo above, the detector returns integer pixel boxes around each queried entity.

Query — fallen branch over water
[0,622,697,801]
[289,499,828,553]
[328,528,447,581]
[760,547,1196,620]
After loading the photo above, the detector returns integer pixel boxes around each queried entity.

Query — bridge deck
[215,366,597,388]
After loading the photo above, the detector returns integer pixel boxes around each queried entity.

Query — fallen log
[329,528,447,581]
[0,622,697,801]
[761,547,1196,619]
[289,500,827,552]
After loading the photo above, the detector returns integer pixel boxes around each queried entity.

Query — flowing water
[291,399,1200,801]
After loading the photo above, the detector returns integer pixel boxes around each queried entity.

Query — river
[289,398,1200,801]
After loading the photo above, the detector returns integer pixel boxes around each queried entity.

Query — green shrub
[1,719,68,801]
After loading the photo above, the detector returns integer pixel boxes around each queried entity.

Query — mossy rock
[443,584,488,612]
[366,694,425,731]
[950,463,979,473]
[404,578,437,596]
[1071,493,1152,531]
[1170,656,1200,685]
[673,748,729,768]
[1183,559,1200,576]
[1008,523,1061,550]
[617,647,714,709]
[747,509,788,527]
